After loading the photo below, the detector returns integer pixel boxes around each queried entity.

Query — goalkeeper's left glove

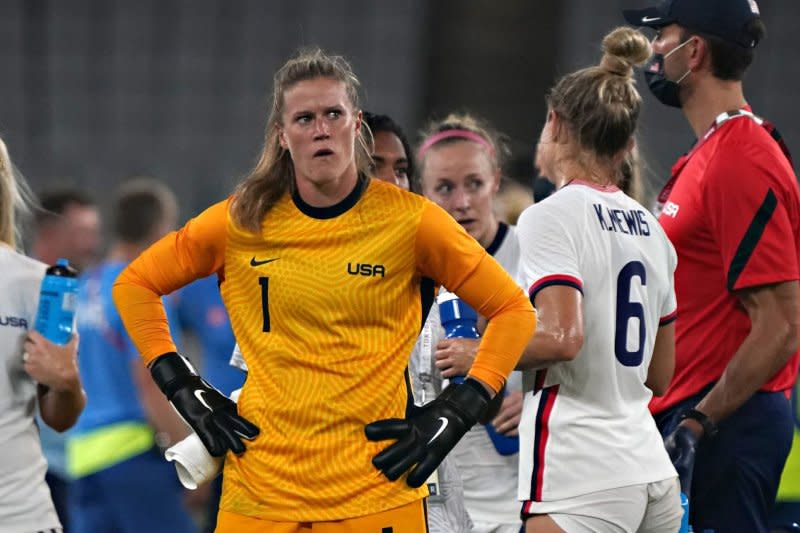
[365,377,490,488]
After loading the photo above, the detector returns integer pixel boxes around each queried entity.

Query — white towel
[165,432,223,490]
[164,387,242,490]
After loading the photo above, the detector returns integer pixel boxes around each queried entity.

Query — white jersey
[449,223,523,529]
[0,247,61,533]
[516,181,678,504]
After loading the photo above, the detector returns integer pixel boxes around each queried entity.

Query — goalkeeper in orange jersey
[112,47,536,533]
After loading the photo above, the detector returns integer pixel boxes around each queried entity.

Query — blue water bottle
[437,290,519,456]
[679,491,693,532]
[34,258,79,345]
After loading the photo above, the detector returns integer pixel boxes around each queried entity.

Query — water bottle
[437,290,519,456]
[679,491,693,532]
[34,258,79,345]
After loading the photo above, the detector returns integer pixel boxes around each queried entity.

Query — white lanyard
[417,320,435,404]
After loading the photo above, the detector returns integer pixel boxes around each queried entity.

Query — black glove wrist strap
[680,408,718,439]
[440,378,491,425]
[149,352,199,399]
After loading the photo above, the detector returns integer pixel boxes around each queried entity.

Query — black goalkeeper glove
[664,408,717,495]
[664,425,699,495]
[150,352,259,457]
[365,377,490,488]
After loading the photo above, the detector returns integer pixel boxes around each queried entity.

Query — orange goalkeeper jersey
[113,177,535,521]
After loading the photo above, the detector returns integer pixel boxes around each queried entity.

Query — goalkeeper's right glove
[150,352,259,457]
[365,377,490,488]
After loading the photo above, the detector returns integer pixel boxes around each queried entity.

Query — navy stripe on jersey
[529,274,583,306]
[727,189,777,291]
[485,222,509,256]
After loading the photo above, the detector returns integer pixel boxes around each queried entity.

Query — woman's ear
[278,127,288,150]
[491,167,502,194]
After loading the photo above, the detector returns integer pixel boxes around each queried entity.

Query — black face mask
[644,40,692,109]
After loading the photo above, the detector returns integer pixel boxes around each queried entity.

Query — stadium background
[1,0,798,221]
[2,0,800,528]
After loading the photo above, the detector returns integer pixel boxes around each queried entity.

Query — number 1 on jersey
[259,276,270,332]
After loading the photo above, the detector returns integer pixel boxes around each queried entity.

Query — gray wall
[0,0,429,217]
[0,0,797,221]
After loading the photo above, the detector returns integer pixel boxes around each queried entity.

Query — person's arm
[112,200,229,365]
[415,202,537,394]
[434,338,478,378]
[24,331,85,432]
[646,322,675,397]
[517,285,583,370]
[365,201,535,487]
[131,359,190,447]
[682,147,800,435]
[113,199,258,457]
[686,281,799,434]
[491,389,523,436]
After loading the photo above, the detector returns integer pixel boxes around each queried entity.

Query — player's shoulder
[712,115,787,165]
[0,249,46,313]
[365,177,425,204]
[0,247,46,282]
[363,177,435,222]
[518,185,588,229]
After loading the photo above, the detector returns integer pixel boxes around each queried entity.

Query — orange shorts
[215,499,427,533]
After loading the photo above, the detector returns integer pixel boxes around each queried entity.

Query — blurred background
[1,0,798,224]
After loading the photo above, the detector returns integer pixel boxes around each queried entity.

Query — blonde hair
[0,138,33,250]
[418,113,509,175]
[496,179,534,225]
[547,27,651,178]
[230,48,371,233]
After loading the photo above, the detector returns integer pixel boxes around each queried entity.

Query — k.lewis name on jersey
[593,204,651,236]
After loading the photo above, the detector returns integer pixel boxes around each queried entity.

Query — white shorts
[522,477,682,533]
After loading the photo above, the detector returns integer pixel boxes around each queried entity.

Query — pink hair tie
[418,129,495,159]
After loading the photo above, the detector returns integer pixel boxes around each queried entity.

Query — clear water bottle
[437,290,519,456]
[34,258,79,345]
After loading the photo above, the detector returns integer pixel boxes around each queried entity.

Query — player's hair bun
[599,26,652,78]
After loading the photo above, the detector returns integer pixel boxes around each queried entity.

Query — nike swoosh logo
[250,257,279,267]
[641,16,661,22]
[428,417,449,444]
[194,390,212,411]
